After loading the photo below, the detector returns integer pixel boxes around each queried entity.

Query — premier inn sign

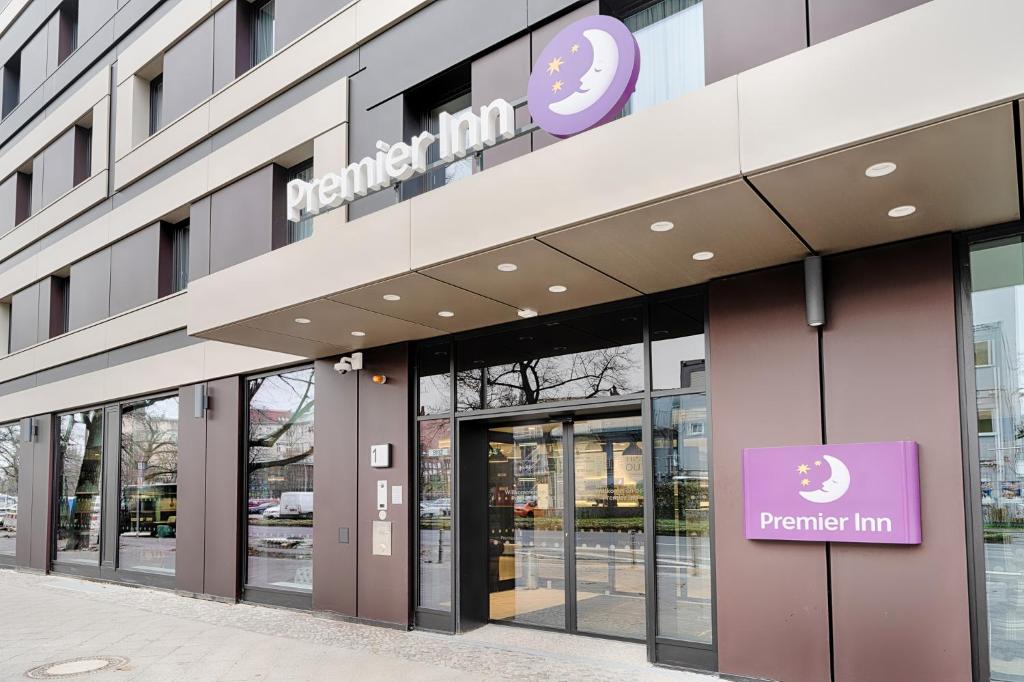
[286,99,515,220]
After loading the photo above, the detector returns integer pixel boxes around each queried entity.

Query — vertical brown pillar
[29,414,53,572]
[823,235,971,681]
[357,344,411,626]
[176,384,208,594]
[14,419,33,568]
[312,359,359,616]
[203,377,241,600]
[709,265,831,682]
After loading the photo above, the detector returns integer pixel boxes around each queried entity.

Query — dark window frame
[286,159,314,244]
[57,0,80,65]
[148,74,163,136]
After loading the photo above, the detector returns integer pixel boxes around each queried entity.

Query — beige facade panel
[738,0,1024,172]
[0,78,347,303]
[0,171,107,265]
[313,124,349,232]
[0,66,109,184]
[409,76,742,269]
[539,180,810,294]
[332,272,521,333]
[0,0,30,39]
[115,102,212,186]
[0,340,302,423]
[188,202,412,335]
[751,104,1019,255]
[422,240,641,317]
[355,0,432,41]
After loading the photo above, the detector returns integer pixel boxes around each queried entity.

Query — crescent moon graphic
[548,28,620,116]
[799,455,851,504]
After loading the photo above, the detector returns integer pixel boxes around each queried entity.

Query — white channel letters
[287,98,516,221]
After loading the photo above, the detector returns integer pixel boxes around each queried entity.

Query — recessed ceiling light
[888,205,916,218]
[438,310,455,318]
[351,331,366,337]
[497,263,518,272]
[294,317,311,324]
[650,221,674,232]
[692,251,715,261]
[382,294,401,301]
[865,161,897,178]
[548,285,567,293]
[518,309,538,318]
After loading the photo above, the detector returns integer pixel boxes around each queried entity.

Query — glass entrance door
[487,414,646,639]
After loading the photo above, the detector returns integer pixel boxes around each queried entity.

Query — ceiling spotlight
[650,221,674,232]
[518,309,538,318]
[497,263,518,272]
[438,310,455,318]
[865,161,897,178]
[382,294,401,301]
[548,285,567,293]
[294,317,311,324]
[888,205,916,218]
[351,331,366,337]
[692,251,715,261]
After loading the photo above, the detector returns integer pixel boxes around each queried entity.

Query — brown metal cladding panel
[209,166,277,274]
[703,0,807,84]
[161,16,215,124]
[68,247,112,331]
[822,235,971,682]
[471,34,531,168]
[311,360,359,616]
[109,222,161,316]
[14,424,32,567]
[808,0,928,44]
[356,344,411,625]
[203,377,241,600]
[176,384,207,594]
[29,414,52,571]
[709,265,831,682]
[10,283,40,352]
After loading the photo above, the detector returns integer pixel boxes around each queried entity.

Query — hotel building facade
[0,1,1020,680]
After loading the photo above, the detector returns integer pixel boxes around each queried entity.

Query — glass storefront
[245,367,315,596]
[0,422,20,556]
[418,418,453,611]
[55,409,104,565]
[969,236,1024,681]
[119,395,179,576]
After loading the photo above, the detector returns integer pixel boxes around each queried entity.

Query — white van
[280,491,313,519]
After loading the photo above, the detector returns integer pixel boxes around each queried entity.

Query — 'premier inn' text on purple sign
[742,441,921,544]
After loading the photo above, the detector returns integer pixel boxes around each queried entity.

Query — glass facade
[56,409,104,565]
[246,367,315,595]
[119,395,179,576]
[969,236,1024,680]
[0,422,20,556]
[418,418,453,611]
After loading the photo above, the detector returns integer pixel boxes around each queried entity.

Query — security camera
[334,352,364,374]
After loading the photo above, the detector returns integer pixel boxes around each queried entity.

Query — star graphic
[571,43,580,54]
[551,80,564,93]
[797,464,810,474]
[801,478,810,486]
[547,56,564,75]
[814,460,822,466]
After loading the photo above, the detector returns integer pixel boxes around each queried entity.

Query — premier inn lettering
[286,98,515,221]
[742,441,922,544]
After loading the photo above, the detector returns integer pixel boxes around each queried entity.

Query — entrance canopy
[188,0,1024,358]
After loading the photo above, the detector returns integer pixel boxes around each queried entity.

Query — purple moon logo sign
[527,15,641,138]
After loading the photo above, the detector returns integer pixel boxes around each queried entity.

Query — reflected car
[0,506,14,528]
[419,499,451,518]
[514,501,537,518]
[261,505,280,519]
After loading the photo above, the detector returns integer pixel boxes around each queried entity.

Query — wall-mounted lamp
[193,384,209,419]
[21,417,36,443]
[372,374,388,385]
[804,256,825,328]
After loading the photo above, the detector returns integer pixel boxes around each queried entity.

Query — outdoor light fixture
[351,331,366,337]
[438,310,455,317]
[382,294,401,301]
[865,161,897,178]
[497,263,518,272]
[805,255,825,328]
[21,417,36,443]
[650,221,674,232]
[692,251,715,261]
[518,309,538,318]
[548,285,567,293]
[372,374,388,385]
[888,205,916,218]
[193,384,209,419]
[294,317,311,324]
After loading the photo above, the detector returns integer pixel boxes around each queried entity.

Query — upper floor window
[57,0,80,65]
[287,160,314,243]
[50,275,70,338]
[170,221,190,293]
[2,52,21,119]
[148,74,164,136]
[250,0,276,69]
[402,90,473,199]
[622,0,705,115]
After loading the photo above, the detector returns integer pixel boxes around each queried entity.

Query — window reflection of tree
[0,423,19,498]
[119,397,179,541]
[247,368,315,509]
[58,411,103,553]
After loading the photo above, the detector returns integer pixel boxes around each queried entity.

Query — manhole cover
[25,656,128,679]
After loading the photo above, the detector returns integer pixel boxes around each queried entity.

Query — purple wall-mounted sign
[527,15,641,138]
[743,441,921,544]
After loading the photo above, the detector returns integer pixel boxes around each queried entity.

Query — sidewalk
[0,569,719,681]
